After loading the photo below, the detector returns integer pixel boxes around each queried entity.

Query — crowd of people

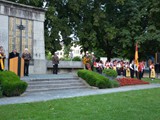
[0,46,31,76]
[82,52,158,80]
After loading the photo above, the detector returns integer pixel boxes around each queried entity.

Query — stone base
[29,59,46,74]
[47,68,83,74]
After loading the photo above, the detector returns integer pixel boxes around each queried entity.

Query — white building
[56,45,82,58]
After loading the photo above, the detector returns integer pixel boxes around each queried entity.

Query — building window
[74,50,80,54]
[9,17,33,55]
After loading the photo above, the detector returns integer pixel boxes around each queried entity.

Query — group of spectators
[82,52,158,80]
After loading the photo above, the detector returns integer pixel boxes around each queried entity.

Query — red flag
[135,43,139,66]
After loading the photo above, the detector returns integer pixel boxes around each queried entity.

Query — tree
[8,0,160,61]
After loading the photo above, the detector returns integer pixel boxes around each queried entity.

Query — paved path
[0,73,160,105]
[0,83,160,105]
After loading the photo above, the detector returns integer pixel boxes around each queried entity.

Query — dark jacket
[22,53,31,64]
[52,55,59,64]
[9,52,19,59]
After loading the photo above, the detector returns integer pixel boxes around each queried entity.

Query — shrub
[77,70,111,88]
[72,56,82,61]
[0,71,28,97]
[102,69,118,78]
[59,57,71,61]
[46,51,52,60]
[0,86,2,98]
[109,80,120,88]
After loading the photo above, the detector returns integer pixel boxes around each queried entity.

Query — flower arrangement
[117,78,149,86]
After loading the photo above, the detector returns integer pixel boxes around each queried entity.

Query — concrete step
[24,75,89,92]
[28,82,85,89]
[27,80,82,85]
[26,86,87,92]
[26,78,80,84]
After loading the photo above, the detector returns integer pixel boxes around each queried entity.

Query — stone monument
[0,0,46,74]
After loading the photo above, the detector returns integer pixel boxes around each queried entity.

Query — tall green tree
[8,0,160,61]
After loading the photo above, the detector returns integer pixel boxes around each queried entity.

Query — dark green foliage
[8,0,160,60]
[0,71,28,97]
[0,71,20,82]
[109,80,120,88]
[102,69,118,77]
[0,86,2,98]
[72,56,81,61]
[59,57,71,61]
[77,70,111,88]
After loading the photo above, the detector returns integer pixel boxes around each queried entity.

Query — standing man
[8,48,19,70]
[52,52,59,74]
[155,63,159,78]
[9,48,19,59]
[22,48,31,76]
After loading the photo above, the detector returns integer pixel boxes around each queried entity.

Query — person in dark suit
[9,48,19,59]
[8,48,19,70]
[155,63,160,78]
[52,52,59,74]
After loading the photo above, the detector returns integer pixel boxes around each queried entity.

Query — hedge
[0,71,28,97]
[102,68,118,78]
[77,70,111,89]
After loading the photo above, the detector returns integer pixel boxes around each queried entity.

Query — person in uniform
[84,52,91,70]
[126,62,130,77]
[22,48,31,76]
[155,62,160,78]
[138,62,143,80]
[0,46,6,71]
[129,60,134,78]
[91,52,96,71]
[150,62,155,80]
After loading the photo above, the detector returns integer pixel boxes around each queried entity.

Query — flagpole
[135,43,139,79]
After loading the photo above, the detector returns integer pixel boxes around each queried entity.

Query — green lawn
[0,88,160,120]
[142,77,160,84]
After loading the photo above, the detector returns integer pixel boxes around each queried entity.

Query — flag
[135,43,139,66]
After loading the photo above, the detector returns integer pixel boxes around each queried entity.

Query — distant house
[56,45,82,58]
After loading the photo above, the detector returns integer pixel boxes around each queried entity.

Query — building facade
[56,44,83,58]
[0,0,46,74]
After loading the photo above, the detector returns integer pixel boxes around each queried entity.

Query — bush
[72,56,82,61]
[77,70,111,89]
[109,80,120,88]
[102,69,118,78]
[0,86,2,98]
[0,71,28,97]
[59,57,71,61]
[46,51,52,60]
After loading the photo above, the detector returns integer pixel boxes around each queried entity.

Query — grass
[0,88,160,120]
[142,77,160,84]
